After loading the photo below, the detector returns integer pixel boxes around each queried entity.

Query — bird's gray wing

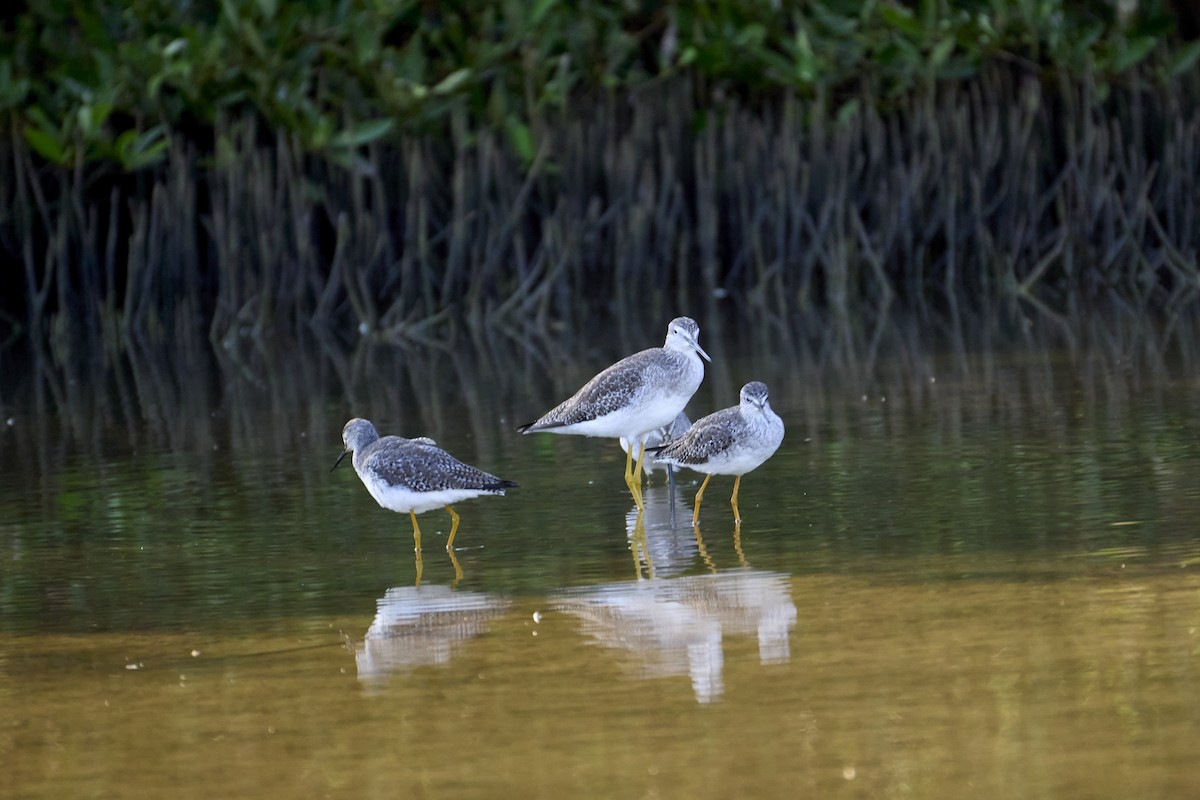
[655,410,739,464]
[528,349,658,428]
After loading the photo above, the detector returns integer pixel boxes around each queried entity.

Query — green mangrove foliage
[5,0,1197,167]
[1,1,1200,351]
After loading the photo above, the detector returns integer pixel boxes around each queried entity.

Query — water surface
[2,321,1199,798]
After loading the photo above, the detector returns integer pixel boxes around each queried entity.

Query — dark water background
[2,311,1199,798]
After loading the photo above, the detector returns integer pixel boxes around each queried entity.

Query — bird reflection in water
[413,547,463,587]
[563,499,797,703]
[627,486,698,579]
[356,583,512,685]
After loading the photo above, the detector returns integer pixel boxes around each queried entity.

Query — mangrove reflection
[6,308,1200,492]
[355,584,512,685]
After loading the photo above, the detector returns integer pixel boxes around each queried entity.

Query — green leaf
[786,29,815,78]
[1167,40,1200,77]
[163,38,188,58]
[240,20,268,60]
[431,68,472,96]
[23,127,68,164]
[919,0,937,29]
[505,117,534,164]
[77,100,111,138]
[1111,36,1157,73]
[26,106,58,135]
[115,129,138,154]
[330,118,394,149]
[878,5,922,39]
[735,23,767,48]
[328,149,377,177]
[116,125,170,170]
[131,124,169,155]
[528,0,557,28]
[836,99,861,126]
[128,140,169,169]
[0,60,27,110]
[308,114,334,149]
[0,76,28,110]
[77,105,94,137]
[810,4,857,36]
[220,0,240,25]
[930,37,955,68]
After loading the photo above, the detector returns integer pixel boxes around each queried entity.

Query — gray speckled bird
[651,381,784,524]
[518,317,711,509]
[621,411,692,478]
[332,418,517,551]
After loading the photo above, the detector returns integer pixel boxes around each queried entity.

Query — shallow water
[3,324,1200,799]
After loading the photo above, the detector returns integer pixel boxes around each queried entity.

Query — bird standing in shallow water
[620,411,692,480]
[651,381,784,525]
[518,317,710,510]
[332,418,517,551]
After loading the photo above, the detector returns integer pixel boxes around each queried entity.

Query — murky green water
[3,321,1200,798]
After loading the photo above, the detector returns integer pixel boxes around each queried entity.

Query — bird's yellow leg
[410,511,423,552]
[730,475,743,524]
[624,444,644,510]
[414,550,424,587]
[637,441,652,479]
[733,520,746,567]
[623,443,634,491]
[632,444,648,507]
[445,505,461,551]
[447,548,463,587]
[692,474,712,525]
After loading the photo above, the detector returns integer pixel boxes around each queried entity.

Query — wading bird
[651,381,783,524]
[333,418,516,551]
[519,317,710,509]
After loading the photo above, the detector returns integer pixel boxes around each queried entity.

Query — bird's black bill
[330,449,349,472]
